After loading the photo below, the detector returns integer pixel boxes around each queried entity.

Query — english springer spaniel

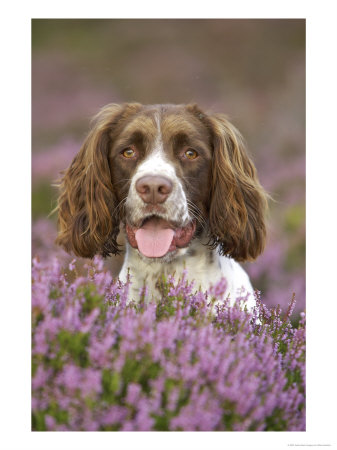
[56,103,267,308]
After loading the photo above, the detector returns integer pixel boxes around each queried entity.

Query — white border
[1,1,337,449]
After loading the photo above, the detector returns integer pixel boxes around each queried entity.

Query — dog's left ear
[206,113,268,261]
[55,102,142,258]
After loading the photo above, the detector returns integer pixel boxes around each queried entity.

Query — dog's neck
[119,232,255,309]
[120,238,218,298]
[119,237,226,302]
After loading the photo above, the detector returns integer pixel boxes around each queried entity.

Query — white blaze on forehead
[135,111,175,178]
[154,111,163,148]
[126,110,190,226]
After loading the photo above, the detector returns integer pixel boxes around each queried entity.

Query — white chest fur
[119,238,255,310]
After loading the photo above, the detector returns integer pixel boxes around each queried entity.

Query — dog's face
[108,104,212,261]
[56,103,267,262]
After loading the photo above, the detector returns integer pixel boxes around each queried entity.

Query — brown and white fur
[56,103,267,309]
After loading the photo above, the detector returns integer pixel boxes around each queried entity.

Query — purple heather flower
[101,405,128,427]
[68,259,76,271]
[57,364,82,392]
[32,366,51,390]
[209,276,228,299]
[81,368,102,396]
[126,383,142,405]
[45,415,56,430]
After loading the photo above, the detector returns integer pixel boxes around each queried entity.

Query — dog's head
[56,103,267,262]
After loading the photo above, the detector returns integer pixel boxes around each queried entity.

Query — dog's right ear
[55,102,142,258]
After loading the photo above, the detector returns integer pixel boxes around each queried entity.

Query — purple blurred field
[32,19,305,314]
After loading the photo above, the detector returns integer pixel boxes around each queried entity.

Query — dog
[56,103,267,308]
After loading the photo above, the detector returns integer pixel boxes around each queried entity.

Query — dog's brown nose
[135,175,173,204]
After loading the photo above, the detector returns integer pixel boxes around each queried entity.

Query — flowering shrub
[32,256,305,431]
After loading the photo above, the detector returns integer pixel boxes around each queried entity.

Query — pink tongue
[135,219,174,258]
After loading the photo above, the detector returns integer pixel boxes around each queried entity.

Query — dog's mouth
[125,216,196,258]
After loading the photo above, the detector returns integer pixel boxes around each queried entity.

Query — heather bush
[32,257,305,431]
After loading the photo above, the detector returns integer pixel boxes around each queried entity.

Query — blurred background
[32,19,305,315]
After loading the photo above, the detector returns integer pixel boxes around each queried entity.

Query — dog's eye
[121,148,136,159]
[184,148,199,160]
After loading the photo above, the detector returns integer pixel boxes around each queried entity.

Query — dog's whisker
[187,205,205,223]
[112,178,132,186]
[189,211,206,230]
[187,200,207,227]
[111,197,127,218]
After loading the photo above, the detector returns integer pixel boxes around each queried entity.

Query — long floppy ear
[207,114,268,261]
[55,102,141,258]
